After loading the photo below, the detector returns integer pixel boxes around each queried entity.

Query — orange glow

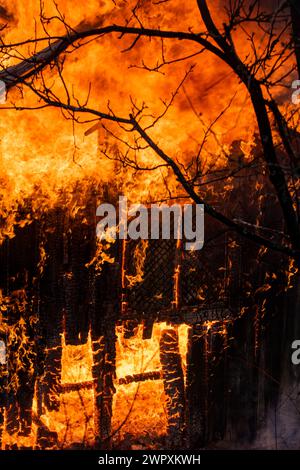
[0,0,297,451]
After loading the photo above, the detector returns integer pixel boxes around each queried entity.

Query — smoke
[216,384,300,449]
[254,386,300,450]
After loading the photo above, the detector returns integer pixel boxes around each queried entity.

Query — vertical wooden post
[92,319,116,448]
[90,256,119,448]
[64,194,94,345]
[39,208,65,414]
[159,327,185,449]
[186,322,228,447]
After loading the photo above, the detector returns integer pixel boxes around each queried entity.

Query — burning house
[0,0,300,453]
[0,153,295,449]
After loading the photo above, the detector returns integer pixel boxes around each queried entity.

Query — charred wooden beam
[64,197,95,345]
[40,345,62,412]
[142,319,154,340]
[121,304,234,325]
[186,322,228,447]
[159,328,185,449]
[91,327,116,450]
[90,258,120,449]
[61,370,162,392]
[61,380,94,393]
[119,370,161,385]
[39,208,65,413]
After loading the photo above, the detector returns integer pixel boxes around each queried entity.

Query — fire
[125,240,148,288]
[0,0,262,234]
[0,0,298,451]
[1,322,190,449]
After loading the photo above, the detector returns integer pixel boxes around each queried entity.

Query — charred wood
[160,328,185,449]
[90,258,120,449]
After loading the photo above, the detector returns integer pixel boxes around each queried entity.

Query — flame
[0,0,298,450]
[0,0,265,238]
[113,323,188,447]
[125,240,148,288]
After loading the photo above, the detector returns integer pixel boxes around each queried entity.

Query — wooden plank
[61,370,162,392]
[64,200,94,345]
[122,305,234,326]
[159,328,185,449]
[90,260,119,449]
[39,208,65,412]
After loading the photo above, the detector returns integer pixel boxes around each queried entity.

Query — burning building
[0,0,300,451]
